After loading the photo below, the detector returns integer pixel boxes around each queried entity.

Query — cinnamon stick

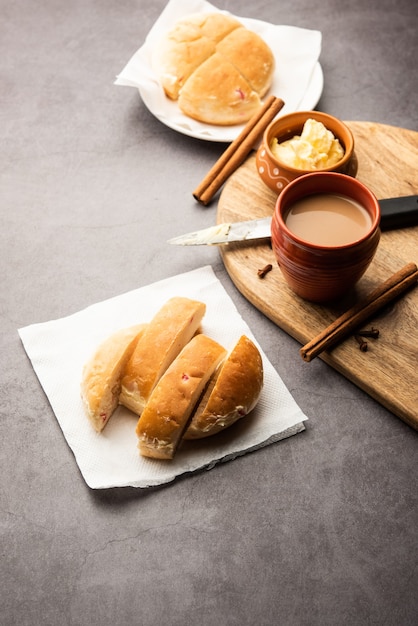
[193,95,285,205]
[300,263,418,362]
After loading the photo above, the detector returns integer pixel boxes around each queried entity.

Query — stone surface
[1,1,417,625]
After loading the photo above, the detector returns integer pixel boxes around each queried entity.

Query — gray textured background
[1,1,417,625]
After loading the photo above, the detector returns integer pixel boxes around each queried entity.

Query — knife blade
[168,195,418,246]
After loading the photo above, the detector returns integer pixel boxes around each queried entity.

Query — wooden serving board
[217,122,418,430]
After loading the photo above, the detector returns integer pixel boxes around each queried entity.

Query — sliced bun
[136,334,227,460]
[119,297,206,416]
[184,335,263,440]
[81,324,147,432]
[152,12,275,125]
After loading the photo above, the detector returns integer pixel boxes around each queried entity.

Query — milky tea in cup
[271,172,381,303]
[284,193,372,246]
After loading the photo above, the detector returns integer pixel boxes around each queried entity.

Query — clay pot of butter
[256,111,358,193]
[271,172,381,303]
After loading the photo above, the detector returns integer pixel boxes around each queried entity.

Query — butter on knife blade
[168,195,418,246]
[167,217,271,246]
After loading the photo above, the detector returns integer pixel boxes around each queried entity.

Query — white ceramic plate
[116,0,323,143]
[138,62,324,142]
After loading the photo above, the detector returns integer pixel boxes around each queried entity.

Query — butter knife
[168,195,418,245]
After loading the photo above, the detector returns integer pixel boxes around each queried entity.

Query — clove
[257,264,273,278]
[357,327,380,339]
[354,334,368,352]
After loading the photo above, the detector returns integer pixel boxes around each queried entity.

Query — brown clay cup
[256,111,358,194]
[271,172,381,303]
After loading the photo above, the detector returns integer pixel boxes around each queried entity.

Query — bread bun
[177,53,262,126]
[81,324,147,432]
[152,12,275,125]
[184,335,263,439]
[152,12,241,100]
[216,27,274,97]
[119,297,206,416]
[136,334,227,459]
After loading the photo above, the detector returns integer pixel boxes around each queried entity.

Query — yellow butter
[271,118,344,170]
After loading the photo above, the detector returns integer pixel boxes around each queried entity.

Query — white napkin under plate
[115,0,322,141]
[19,266,308,489]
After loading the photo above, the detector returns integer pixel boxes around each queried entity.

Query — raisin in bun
[136,334,227,460]
[81,324,147,432]
[184,335,263,439]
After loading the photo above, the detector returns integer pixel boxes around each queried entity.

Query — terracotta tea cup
[271,172,381,303]
[256,111,358,193]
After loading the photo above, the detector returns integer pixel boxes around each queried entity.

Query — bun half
[81,324,147,432]
[177,52,261,126]
[216,27,274,97]
[184,335,263,439]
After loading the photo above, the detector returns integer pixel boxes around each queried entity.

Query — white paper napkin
[115,0,322,141]
[18,266,308,489]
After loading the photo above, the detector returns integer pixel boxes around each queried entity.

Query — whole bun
[184,335,263,439]
[152,12,275,126]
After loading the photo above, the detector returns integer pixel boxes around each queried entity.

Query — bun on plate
[119,297,206,416]
[184,335,263,439]
[136,334,227,459]
[81,324,147,432]
[152,12,275,125]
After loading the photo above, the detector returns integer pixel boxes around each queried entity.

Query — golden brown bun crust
[184,335,263,439]
[152,12,275,125]
[136,334,227,459]
[81,324,147,432]
[152,13,241,100]
[152,32,215,101]
[187,12,242,42]
[119,297,206,416]
[216,27,275,97]
[177,53,261,126]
